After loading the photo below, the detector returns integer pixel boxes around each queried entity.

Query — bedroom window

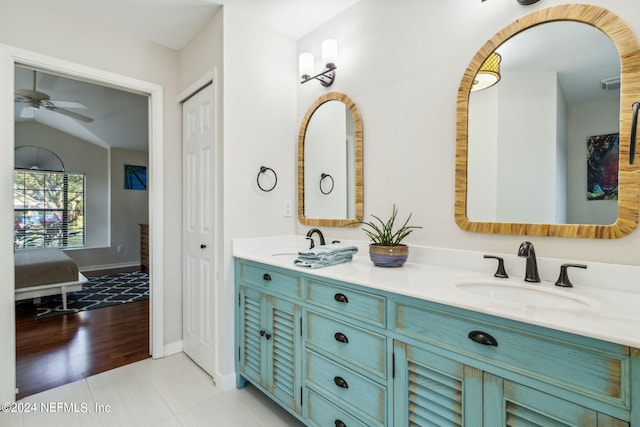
[13,170,86,249]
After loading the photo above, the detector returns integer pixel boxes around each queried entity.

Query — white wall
[295,0,640,267]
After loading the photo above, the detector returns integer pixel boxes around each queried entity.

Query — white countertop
[233,236,640,348]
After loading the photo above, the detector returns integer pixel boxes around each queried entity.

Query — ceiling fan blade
[48,100,88,109]
[47,106,94,123]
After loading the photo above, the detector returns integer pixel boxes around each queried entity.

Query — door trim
[0,45,165,402]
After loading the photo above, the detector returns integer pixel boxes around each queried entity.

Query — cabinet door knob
[200,244,207,249]
[334,293,349,303]
[468,330,498,347]
[263,273,272,281]
[333,376,349,389]
[334,332,349,343]
[335,420,347,427]
[259,330,271,340]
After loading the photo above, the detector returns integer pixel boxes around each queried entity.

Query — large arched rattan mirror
[298,92,363,227]
[455,4,640,238]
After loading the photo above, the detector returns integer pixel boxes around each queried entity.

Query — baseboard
[78,261,140,273]
[215,371,237,391]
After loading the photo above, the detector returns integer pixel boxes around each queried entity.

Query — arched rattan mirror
[298,92,363,227]
[455,4,640,238]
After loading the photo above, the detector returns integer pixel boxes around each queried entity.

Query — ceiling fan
[14,70,94,123]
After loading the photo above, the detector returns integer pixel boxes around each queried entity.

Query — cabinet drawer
[306,311,386,378]
[395,301,629,409]
[306,279,385,326]
[238,262,301,298]
[307,389,377,427]
[306,352,386,423]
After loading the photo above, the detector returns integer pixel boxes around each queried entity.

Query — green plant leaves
[348,204,422,246]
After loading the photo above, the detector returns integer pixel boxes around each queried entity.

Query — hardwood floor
[15,267,150,400]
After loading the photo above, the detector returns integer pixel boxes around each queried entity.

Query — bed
[15,248,88,310]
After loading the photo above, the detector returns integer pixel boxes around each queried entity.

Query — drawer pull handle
[334,293,349,303]
[263,273,272,281]
[334,332,349,343]
[335,420,347,427]
[333,376,349,389]
[468,330,498,347]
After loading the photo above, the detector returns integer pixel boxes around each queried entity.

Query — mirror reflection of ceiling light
[471,52,501,92]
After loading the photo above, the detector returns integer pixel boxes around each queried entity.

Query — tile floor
[0,352,305,427]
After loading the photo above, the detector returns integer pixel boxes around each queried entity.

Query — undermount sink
[455,280,591,309]
[271,251,298,257]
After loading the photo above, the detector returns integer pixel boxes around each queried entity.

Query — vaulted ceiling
[14,65,149,151]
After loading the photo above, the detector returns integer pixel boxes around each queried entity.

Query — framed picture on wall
[124,165,147,190]
[587,133,618,200]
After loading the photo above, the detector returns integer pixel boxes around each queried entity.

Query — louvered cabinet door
[393,341,483,427]
[483,374,629,427]
[238,286,302,415]
[265,295,302,415]
[238,286,266,386]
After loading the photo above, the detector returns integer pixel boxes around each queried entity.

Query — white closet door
[182,84,216,376]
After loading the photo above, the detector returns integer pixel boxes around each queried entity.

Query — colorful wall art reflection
[124,165,147,190]
[587,133,618,200]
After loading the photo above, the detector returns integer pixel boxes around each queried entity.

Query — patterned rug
[34,271,149,319]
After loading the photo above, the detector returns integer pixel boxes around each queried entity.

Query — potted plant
[350,204,422,267]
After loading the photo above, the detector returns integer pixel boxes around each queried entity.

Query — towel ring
[320,173,334,195]
[257,166,277,192]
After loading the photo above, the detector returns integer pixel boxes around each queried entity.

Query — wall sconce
[471,52,501,92]
[299,39,338,87]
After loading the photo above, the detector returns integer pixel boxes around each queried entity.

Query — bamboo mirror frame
[455,4,640,238]
[298,92,363,227]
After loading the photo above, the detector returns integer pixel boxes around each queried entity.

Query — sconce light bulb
[322,39,338,69]
[299,52,314,79]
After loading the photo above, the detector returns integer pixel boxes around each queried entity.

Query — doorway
[0,48,165,403]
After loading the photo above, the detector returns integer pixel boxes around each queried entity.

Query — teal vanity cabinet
[235,258,638,426]
[392,300,633,426]
[236,261,303,415]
